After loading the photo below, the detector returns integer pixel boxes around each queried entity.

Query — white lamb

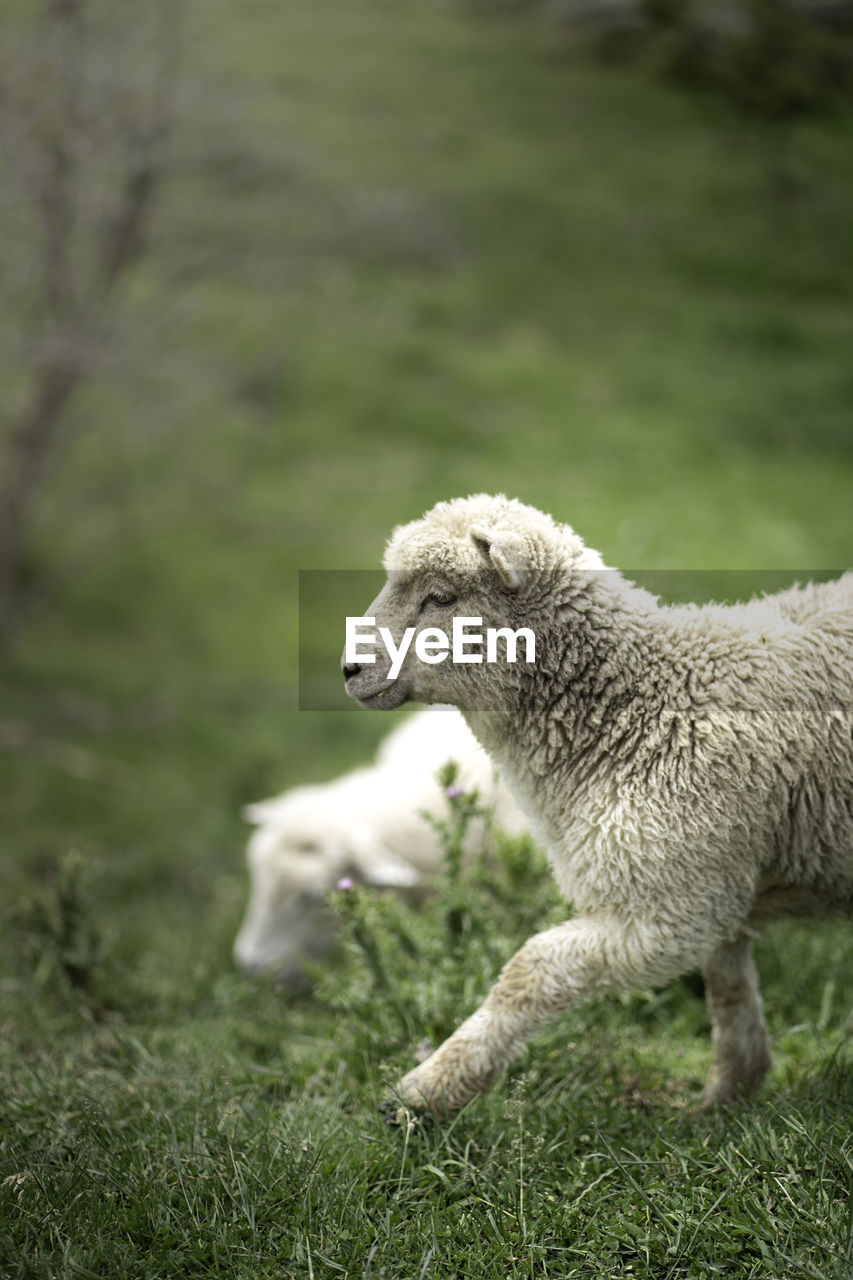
[233,706,526,988]
[342,493,853,1115]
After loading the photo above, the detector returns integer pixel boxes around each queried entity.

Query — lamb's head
[342,494,604,713]
[233,784,420,989]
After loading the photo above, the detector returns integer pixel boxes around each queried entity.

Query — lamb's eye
[424,591,457,608]
[294,840,318,854]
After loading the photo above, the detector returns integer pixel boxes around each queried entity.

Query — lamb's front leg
[395,915,690,1116]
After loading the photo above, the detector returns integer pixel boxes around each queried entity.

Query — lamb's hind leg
[701,932,772,1106]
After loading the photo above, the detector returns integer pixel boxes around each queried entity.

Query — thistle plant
[316,763,560,1068]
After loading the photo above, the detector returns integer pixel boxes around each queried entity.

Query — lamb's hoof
[379,1101,424,1130]
[379,1100,405,1127]
[700,1072,768,1110]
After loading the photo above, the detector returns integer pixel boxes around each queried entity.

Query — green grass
[1,0,851,1275]
[2,827,851,1278]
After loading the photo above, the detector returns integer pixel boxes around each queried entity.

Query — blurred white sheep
[233,707,526,988]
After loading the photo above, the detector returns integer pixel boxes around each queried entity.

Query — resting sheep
[233,706,525,988]
[342,493,853,1114]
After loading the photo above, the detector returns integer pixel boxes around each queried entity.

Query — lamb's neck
[467,572,665,792]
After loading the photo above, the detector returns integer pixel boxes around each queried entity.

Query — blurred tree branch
[0,0,180,647]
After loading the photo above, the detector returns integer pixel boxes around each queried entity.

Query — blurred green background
[1,0,852,983]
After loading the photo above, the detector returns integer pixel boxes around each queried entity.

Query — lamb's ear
[470,525,528,591]
[343,839,421,890]
[242,800,277,825]
[361,858,421,889]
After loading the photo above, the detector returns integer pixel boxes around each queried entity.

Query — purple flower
[336,876,355,892]
[445,784,464,800]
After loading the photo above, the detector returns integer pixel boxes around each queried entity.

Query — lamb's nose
[342,661,361,680]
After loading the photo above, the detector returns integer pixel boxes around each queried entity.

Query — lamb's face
[342,563,535,712]
[234,788,421,988]
[233,816,342,989]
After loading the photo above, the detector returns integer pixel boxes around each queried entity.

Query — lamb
[233,705,526,989]
[342,493,853,1115]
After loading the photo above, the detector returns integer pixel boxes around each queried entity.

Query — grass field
[1,0,851,1276]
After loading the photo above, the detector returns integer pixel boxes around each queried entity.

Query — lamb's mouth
[348,681,410,711]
